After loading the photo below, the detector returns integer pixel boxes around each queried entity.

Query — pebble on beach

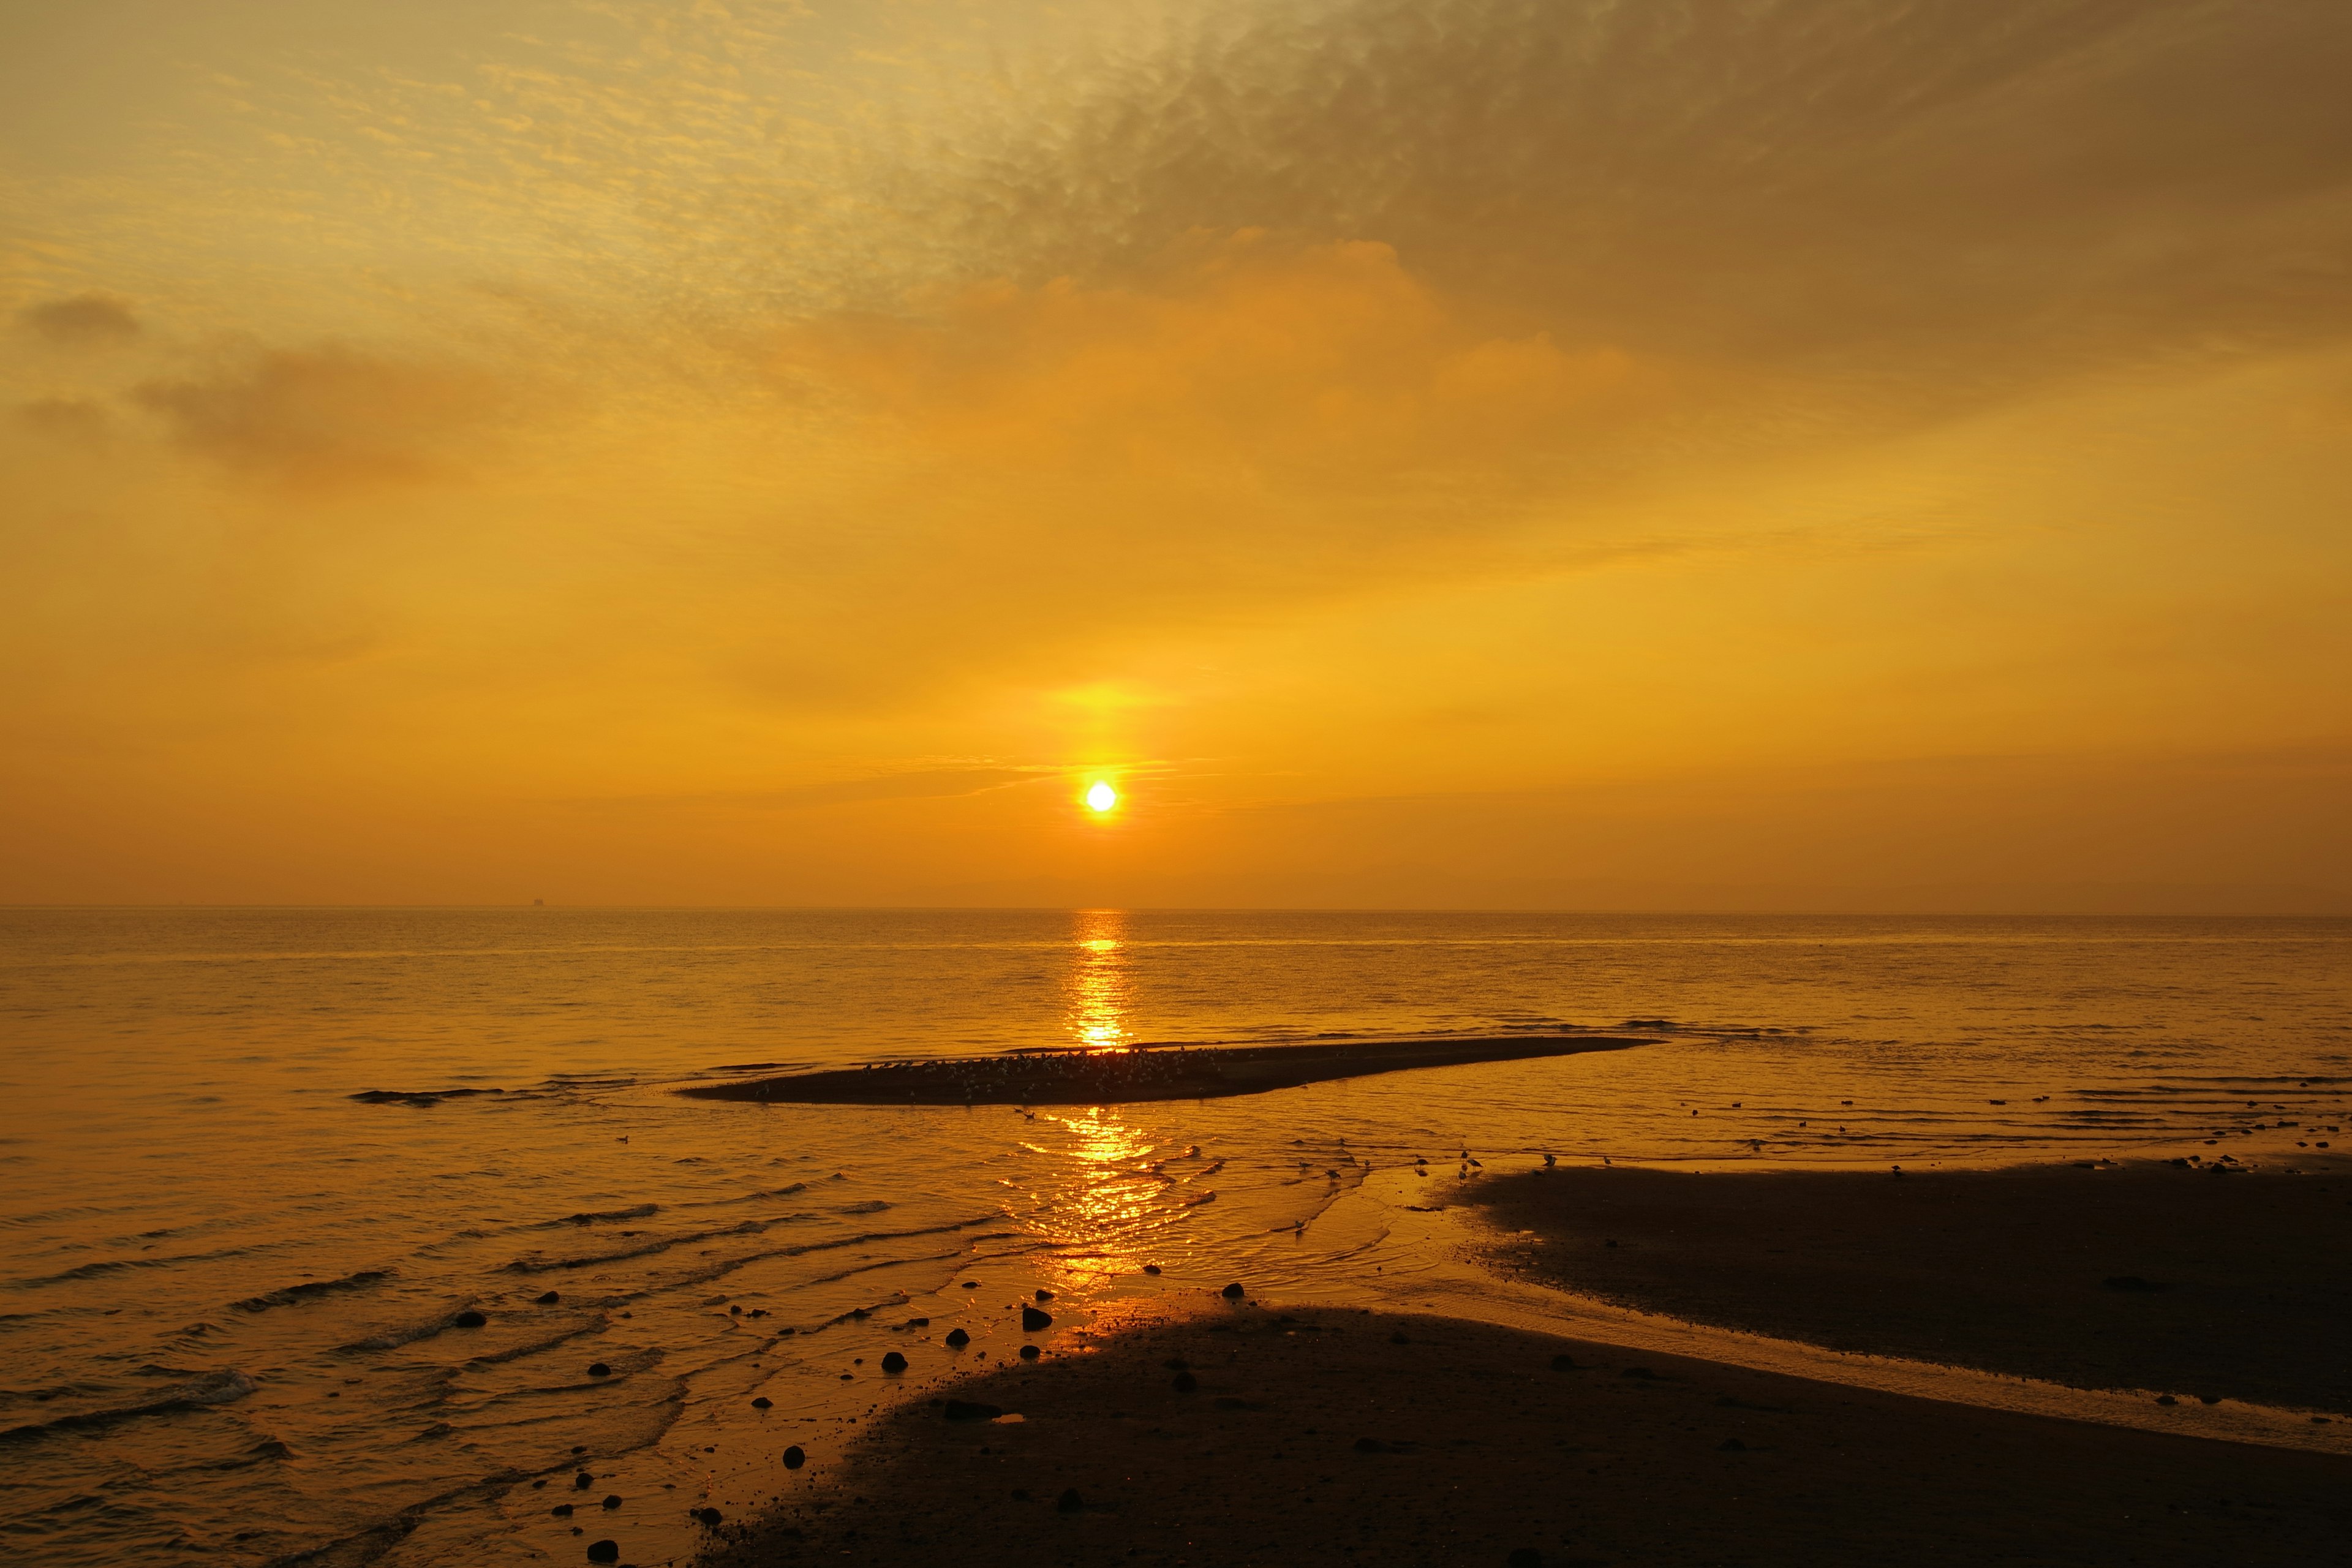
[585,1541,618,1564]
[783,1444,805,1469]
[945,1328,970,1348]
[1221,1282,1246,1299]
[586,1362,611,1378]
[453,1310,486,1328]
[1022,1305,1054,1331]
[881,1351,908,1373]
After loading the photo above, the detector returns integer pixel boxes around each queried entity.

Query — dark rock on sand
[586,1541,619,1564]
[537,1291,560,1304]
[586,1362,611,1378]
[1057,1487,1084,1513]
[1143,1264,1161,1275]
[1022,1306,1054,1331]
[1035,1289,1055,1301]
[783,1445,805,1469]
[601,1494,622,1509]
[693,1506,723,1526]
[453,1310,487,1328]
[552,1503,574,1517]
[1222,1283,1246,1300]
[882,1351,908,1373]
[945,1400,1002,1422]
[945,1329,970,1348]
[752,1396,772,1409]
[574,1472,594,1490]
[1019,1344,1040,1360]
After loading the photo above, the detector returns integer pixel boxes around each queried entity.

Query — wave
[334,1302,486,1354]
[600,1215,1014,1299]
[0,1367,255,1443]
[7,1246,252,1289]
[235,1268,396,1313]
[545,1204,659,1227]
[461,1317,605,1367]
[502,1218,776,1273]
[349,1087,513,1106]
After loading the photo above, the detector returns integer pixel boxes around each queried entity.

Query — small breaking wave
[9,1247,252,1289]
[349,1087,514,1106]
[333,1303,484,1354]
[502,1218,780,1273]
[548,1204,659,1227]
[234,1268,396,1313]
[0,1367,255,1443]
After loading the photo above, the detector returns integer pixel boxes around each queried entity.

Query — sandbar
[1463,1158,2352,1415]
[678,1035,1645,1107]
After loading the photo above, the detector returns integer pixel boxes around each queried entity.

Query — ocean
[3,908,2346,1566]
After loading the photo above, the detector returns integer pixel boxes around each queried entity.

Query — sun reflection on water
[1066,909,1132,1052]
[1037,1105,1163,1285]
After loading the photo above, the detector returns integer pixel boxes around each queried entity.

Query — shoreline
[676,1035,1646,1106]
[697,1297,2352,1568]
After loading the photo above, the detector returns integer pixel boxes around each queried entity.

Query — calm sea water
[3,910,2346,1567]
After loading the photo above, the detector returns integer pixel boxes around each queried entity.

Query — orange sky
[4,0,2349,910]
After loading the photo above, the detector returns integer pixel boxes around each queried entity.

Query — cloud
[600,767,1056,812]
[17,293,141,344]
[131,347,507,488]
[899,0,2352,408]
[13,398,110,442]
[786,232,1673,492]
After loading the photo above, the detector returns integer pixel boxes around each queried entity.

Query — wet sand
[678,1035,1645,1106]
[1465,1159,2352,1415]
[699,1299,2351,1568]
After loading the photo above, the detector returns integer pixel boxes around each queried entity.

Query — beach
[8,909,2346,1567]
[1463,1158,2352,1415]
[699,1297,2352,1568]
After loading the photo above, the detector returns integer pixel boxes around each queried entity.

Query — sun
[1085,780,1118,813]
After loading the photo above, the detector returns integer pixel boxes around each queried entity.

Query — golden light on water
[1085,781,1119,813]
[1068,909,1131,1051]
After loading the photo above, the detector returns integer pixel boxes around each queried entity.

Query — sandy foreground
[682,1158,2352,1567]
[695,1292,2350,1568]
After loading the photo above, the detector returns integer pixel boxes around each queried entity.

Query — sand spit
[696,1300,2350,1568]
[1465,1159,2352,1417]
[678,1035,1646,1107]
